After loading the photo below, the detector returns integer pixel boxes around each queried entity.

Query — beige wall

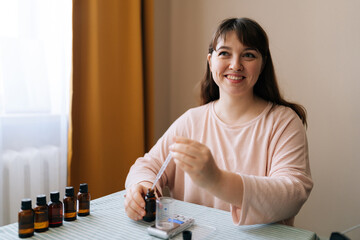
[154,0,360,238]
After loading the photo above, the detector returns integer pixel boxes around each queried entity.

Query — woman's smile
[225,74,245,83]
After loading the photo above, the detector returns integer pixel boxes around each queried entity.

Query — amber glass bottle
[77,183,90,216]
[48,191,63,227]
[34,195,49,232]
[143,188,156,222]
[18,199,34,238]
[64,186,77,221]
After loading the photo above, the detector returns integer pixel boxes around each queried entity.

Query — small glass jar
[34,195,49,232]
[48,191,63,227]
[77,183,90,216]
[64,186,77,221]
[18,199,34,238]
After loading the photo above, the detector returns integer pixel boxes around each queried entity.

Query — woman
[124,17,313,226]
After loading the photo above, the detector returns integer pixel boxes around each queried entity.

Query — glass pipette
[151,153,172,190]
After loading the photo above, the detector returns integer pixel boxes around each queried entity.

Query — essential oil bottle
[64,186,77,221]
[143,188,156,222]
[34,195,49,232]
[48,191,63,227]
[18,199,34,238]
[77,183,90,216]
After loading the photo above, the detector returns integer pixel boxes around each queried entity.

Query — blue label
[170,219,184,224]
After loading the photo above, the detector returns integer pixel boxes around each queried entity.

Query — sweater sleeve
[124,110,190,193]
[231,113,313,225]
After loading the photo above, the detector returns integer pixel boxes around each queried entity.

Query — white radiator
[1,146,62,225]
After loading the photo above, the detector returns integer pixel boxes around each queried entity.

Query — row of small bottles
[18,183,90,238]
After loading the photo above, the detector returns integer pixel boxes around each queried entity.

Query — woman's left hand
[169,136,221,191]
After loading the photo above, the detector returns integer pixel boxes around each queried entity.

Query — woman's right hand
[124,182,153,221]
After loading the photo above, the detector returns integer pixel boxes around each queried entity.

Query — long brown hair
[200,18,307,126]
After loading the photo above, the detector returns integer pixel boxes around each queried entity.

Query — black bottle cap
[79,183,88,193]
[146,188,155,197]
[65,186,74,197]
[21,199,32,210]
[183,230,192,240]
[50,191,60,202]
[36,194,47,205]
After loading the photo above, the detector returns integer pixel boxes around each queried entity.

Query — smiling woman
[124,17,313,226]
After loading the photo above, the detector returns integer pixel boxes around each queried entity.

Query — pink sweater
[125,102,313,225]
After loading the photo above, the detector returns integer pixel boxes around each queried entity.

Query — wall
[154,0,360,238]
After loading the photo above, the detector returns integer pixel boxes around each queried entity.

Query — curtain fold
[70,0,154,199]
[142,0,155,151]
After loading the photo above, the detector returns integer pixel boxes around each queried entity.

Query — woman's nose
[229,58,243,71]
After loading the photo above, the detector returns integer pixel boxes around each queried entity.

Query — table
[0,190,319,239]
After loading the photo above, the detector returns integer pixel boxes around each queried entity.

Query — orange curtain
[69,0,154,199]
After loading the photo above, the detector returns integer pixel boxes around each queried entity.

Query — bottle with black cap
[77,183,90,216]
[64,186,77,221]
[18,198,34,238]
[48,191,63,227]
[34,195,49,232]
[183,230,192,240]
[143,188,156,222]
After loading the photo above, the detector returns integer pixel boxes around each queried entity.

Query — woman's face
[208,31,263,100]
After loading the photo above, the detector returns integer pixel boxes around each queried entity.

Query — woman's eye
[243,52,256,58]
[218,51,229,56]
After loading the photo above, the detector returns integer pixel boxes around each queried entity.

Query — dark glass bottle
[48,191,63,227]
[143,188,156,222]
[34,195,49,232]
[77,183,90,216]
[64,186,77,221]
[18,199,34,238]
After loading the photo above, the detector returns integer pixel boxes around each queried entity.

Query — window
[0,0,72,225]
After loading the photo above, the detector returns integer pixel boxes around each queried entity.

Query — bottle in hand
[143,188,156,222]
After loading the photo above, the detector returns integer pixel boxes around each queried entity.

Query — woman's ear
[207,53,212,71]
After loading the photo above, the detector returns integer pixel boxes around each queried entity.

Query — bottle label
[19,228,34,234]
[35,221,49,229]
[78,209,89,214]
[65,212,77,218]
